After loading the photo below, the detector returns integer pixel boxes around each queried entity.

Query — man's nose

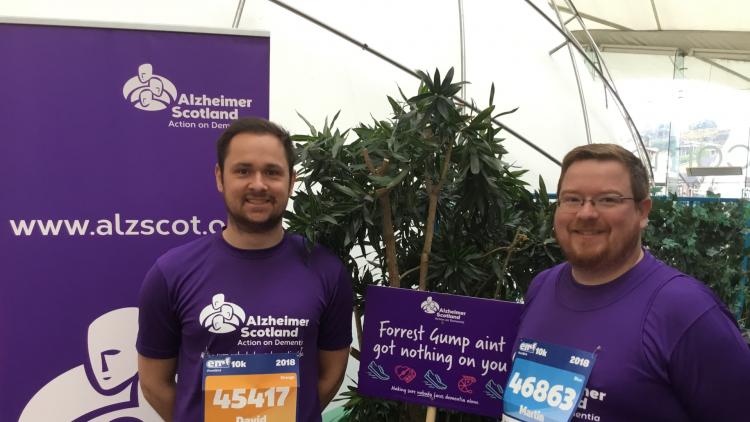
[576,200,599,218]
[247,173,267,190]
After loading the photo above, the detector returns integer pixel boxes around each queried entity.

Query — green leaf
[331,135,346,158]
[469,106,495,129]
[494,107,519,119]
[296,111,317,136]
[330,110,341,128]
[408,92,434,103]
[444,82,466,98]
[397,85,409,102]
[436,98,453,122]
[319,215,338,225]
[387,96,403,116]
[330,182,358,198]
[538,175,549,204]
[442,67,455,90]
[386,169,410,190]
[416,70,433,90]
[489,83,495,106]
[470,153,480,174]
[368,174,392,187]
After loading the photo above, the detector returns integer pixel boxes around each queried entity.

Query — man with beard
[136,118,352,421]
[511,144,750,422]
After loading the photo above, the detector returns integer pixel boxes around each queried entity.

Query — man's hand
[318,347,350,410]
[138,354,177,422]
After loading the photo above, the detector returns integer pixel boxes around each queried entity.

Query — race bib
[502,339,596,422]
[203,353,300,422]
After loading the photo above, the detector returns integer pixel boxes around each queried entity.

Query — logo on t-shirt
[199,293,247,334]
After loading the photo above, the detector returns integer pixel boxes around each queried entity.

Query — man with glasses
[511,144,750,421]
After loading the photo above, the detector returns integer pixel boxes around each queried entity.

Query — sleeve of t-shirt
[521,267,554,313]
[524,273,545,304]
[317,264,353,351]
[136,262,181,359]
[668,305,750,422]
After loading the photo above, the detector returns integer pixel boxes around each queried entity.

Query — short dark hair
[216,117,295,176]
[558,143,650,201]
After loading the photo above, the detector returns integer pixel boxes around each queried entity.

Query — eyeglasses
[557,194,636,212]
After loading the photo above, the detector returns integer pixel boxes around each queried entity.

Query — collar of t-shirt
[555,249,658,311]
[214,231,292,260]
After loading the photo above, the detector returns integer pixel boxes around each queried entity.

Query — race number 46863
[507,372,577,411]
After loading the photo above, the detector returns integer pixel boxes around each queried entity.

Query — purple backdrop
[358,286,523,417]
[0,20,269,421]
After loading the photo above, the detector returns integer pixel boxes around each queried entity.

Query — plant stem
[363,148,400,287]
[493,228,524,299]
[399,265,420,280]
[419,143,453,291]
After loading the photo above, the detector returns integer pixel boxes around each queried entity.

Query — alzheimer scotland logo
[421,296,440,314]
[122,63,178,111]
[199,293,247,333]
[122,63,253,126]
[421,295,466,323]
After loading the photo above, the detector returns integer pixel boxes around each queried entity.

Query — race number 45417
[212,387,290,409]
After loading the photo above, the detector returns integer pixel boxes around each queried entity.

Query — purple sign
[0,19,268,421]
[358,286,523,417]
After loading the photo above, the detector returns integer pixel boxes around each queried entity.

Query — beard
[556,223,642,272]
[225,200,285,234]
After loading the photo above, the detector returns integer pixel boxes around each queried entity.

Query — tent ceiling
[553,0,750,83]
[554,0,750,32]
[571,30,750,61]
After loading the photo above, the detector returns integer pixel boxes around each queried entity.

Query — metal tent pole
[526,0,653,178]
[232,0,247,28]
[548,0,592,145]
[458,0,467,101]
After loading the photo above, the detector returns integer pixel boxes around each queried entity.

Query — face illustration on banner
[149,78,163,96]
[122,63,177,111]
[138,63,153,82]
[138,90,153,108]
[21,308,160,422]
[86,308,139,393]
[216,132,295,234]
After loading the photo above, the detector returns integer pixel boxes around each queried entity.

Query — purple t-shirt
[515,251,750,422]
[136,232,353,421]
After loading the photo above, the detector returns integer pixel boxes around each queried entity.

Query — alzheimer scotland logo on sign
[421,296,440,314]
[122,63,178,111]
[121,63,255,127]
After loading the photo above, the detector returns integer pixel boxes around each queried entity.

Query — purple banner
[358,286,523,417]
[0,20,269,421]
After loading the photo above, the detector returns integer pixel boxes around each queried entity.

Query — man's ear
[215,164,224,193]
[288,171,297,192]
[638,197,652,230]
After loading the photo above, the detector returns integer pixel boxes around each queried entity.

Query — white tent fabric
[556,0,750,32]
[3,0,749,193]
[552,0,750,196]
[3,0,637,189]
